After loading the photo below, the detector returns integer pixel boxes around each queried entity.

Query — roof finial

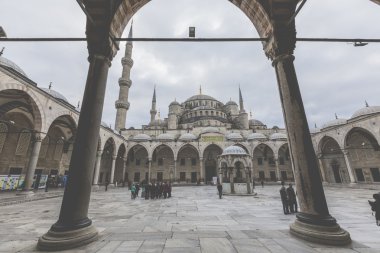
[174,97,176,102]
[158,109,161,119]
[335,113,338,119]
[0,47,4,56]
[199,85,202,95]
[77,101,80,108]
[49,82,52,90]
[365,100,369,107]
[314,123,317,129]
[250,109,253,119]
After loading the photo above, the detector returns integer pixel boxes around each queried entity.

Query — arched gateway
[37,0,351,250]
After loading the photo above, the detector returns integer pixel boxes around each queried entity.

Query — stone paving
[0,185,380,252]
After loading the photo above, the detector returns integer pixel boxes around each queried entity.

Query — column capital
[272,54,295,67]
[112,155,117,160]
[88,54,112,67]
[96,150,103,157]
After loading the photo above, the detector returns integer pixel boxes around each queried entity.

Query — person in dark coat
[369,193,380,226]
[136,183,140,198]
[163,182,168,199]
[105,180,109,191]
[261,180,264,188]
[145,183,150,200]
[217,183,223,199]
[280,181,289,214]
[168,182,172,198]
[287,183,297,213]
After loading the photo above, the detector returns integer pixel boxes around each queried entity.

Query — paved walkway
[0,185,379,252]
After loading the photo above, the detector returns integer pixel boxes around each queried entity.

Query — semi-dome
[226,132,243,141]
[270,133,287,141]
[321,118,347,129]
[249,119,265,126]
[156,133,175,142]
[351,106,380,119]
[0,55,28,77]
[247,132,267,141]
[179,133,197,142]
[185,94,219,102]
[41,88,69,103]
[222,145,247,156]
[132,133,152,142]
[201,126,221,134]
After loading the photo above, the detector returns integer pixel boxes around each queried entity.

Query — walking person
[369,193,380,226]
[136,183,140,198]
[261,180,264,188]
[105,180,109,191]
[131,184,136,199]
[217,182,223,199]
[280,181,289,214]
[287,183,298,213]
[168,182,172,198]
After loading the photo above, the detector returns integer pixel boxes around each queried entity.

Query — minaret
[238,86,249,129]
[114,22,134,132]
[150,86,157,123]
[239,86,245,113]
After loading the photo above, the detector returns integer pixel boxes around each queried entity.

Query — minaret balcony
[121,57,134,67]
[118,78,132,87]
[115,100,130,110]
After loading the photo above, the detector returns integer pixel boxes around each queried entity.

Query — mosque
[0,25,379,190]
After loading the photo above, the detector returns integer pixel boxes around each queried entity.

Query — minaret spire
[239,85,245,113]
[199,85,202,95]
[114,21,134,131]
[150,85,157,123]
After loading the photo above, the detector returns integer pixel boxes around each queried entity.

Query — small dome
[150,119,167,127]
[0,55,28,77]
[179,133,197,142]
[222,145,247,156]
[351,106,380,119]
[201,127,221,134]
[321,118,347,129]
[157,133,175,142]
[249,119,265,126]
[226,132,243,141]
[41,88,69,103]
[170,100,181,106]
[225,101,238,106]
[247,132,267,141]
[132,133,152,142]
[270,133,287,141]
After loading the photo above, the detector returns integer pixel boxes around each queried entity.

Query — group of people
[280,181,298,214]
[131,182,172,200]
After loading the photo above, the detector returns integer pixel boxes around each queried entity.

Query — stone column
[275,158,281,181]
[122,158,127,185]
[20,133,43,195]
[317,154,327,182]
[343,150,356,183]
[148,159,152,182]
[229,167,235,194]
[245,167,251,194]
[109,156,117,185]
[92,150,102,186]
[273,53,350,245]
[173,160,177,183]
[199,158,204,183]
[38,52,112,250]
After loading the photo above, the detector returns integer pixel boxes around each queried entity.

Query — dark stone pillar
[37,54,111,250]
[229,167,235,194]
[273,54,350,245]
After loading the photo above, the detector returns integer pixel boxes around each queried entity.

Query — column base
[290,214,351,246]
[91,185,100,191]
[37,224,98,251]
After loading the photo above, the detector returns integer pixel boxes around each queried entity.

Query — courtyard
[0,185,379,252]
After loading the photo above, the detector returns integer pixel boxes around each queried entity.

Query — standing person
[369,193,380,226]
[280,181,289,214]
[105,180,109,192]
[136,183,140,198]
[287,183,298,213]
[261,180,264,188]
[145,183,150,200]
[163,182,168,199]
[45,177,50,192]
[168,182,172,198]
[131,184,136,199]
[217,182,223,199]
[151,183,156,199]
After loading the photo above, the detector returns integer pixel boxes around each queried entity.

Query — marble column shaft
[273,54,331,220]
[343,150,356,183]
[174,160,177,182]
[92,150,102,185]
[199,158,204,182]
[52,54,111,231]
[148,160,152,182]
[110,156,117,184]
[23,134,43,191]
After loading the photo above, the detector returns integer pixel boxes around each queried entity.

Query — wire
[0,37,379,43]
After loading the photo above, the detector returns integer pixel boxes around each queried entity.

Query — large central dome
[185,94,219,102]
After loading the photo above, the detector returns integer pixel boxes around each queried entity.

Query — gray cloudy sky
[1,0,380,129]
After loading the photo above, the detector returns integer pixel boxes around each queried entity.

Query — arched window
[54,139,64,160]
[0,123,8,153]
[39,136,50,158]
[15,130,31,156]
